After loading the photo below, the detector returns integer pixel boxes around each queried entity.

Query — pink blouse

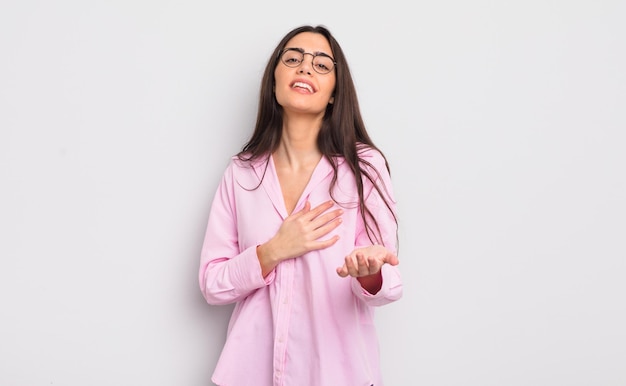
[199,146,402,386]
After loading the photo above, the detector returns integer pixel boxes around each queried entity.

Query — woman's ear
[329,96,334,104]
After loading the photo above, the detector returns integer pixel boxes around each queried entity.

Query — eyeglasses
[279,48,336,74]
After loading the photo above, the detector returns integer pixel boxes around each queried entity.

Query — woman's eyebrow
[285,46,331,56]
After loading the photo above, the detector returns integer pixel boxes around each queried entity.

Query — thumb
[384,252,399,266]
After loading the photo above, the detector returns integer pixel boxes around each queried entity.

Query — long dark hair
[238,25,397,246]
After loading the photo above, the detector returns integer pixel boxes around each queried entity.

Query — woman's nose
[298,66,312,75]
[297,59,313,75]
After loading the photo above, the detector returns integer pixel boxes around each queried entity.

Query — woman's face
[274,32,336,117]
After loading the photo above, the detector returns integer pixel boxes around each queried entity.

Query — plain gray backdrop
[1,0,625,385]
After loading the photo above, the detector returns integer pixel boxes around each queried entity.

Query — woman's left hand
[336,245,399,278]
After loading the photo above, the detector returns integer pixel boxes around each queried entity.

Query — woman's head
[273,30,336,119]
[242,25,372,158]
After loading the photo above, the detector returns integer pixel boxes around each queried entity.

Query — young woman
[199,25,402,386]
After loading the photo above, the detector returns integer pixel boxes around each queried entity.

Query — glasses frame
[279,48,337,74]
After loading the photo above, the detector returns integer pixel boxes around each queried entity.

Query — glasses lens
[281,49,303,67]
[313,56,334,74]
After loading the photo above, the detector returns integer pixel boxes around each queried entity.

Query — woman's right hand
[256,200,343,276]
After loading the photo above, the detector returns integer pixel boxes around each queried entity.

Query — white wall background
[1,0,624,385]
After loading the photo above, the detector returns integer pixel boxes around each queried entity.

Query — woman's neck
[275,115,323,169]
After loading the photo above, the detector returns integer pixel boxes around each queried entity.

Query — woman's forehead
[285,32,332,53]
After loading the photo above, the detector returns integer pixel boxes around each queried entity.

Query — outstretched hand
[336,245,398,278]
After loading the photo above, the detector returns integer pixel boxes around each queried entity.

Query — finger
[307,235,340,251]
[310,208,343,229]
[310,217,342,240]
[384,252,399,266]
[336,264,348,277]
[299,200,312,214]
[356,253,370,276]
[366,255,384,274]
[345,255,359,277]
[304,200,336,220]
[288,201,312,220]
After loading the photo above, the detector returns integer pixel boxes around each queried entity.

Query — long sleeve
[198,161,273,306]
[351,149,403,306]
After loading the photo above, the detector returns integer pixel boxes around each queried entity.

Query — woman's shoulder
[220,154,270,187]
[356,143,388,169]
[226,153,269,170]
